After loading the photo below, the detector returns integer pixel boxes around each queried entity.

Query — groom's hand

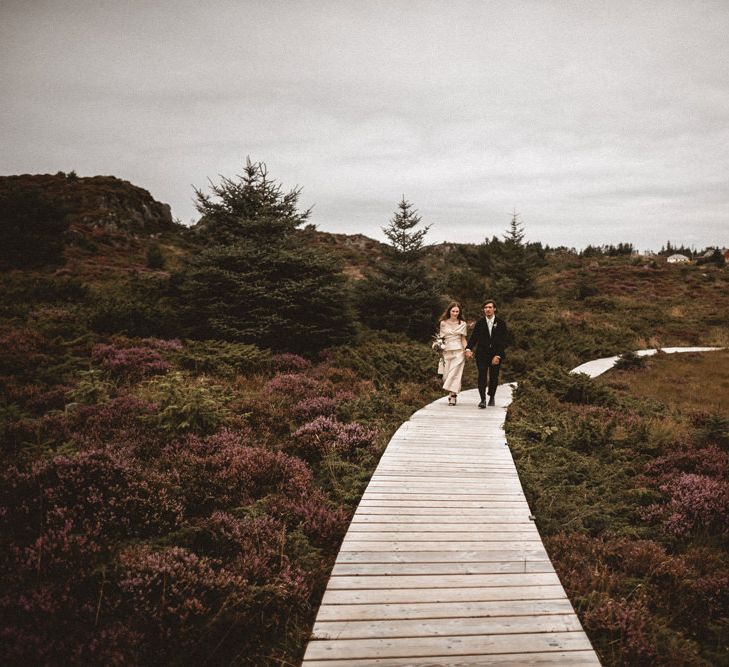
[465,349,473,359]
[492,355,501,365]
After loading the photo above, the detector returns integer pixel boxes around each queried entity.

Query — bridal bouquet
[431,334,446,356]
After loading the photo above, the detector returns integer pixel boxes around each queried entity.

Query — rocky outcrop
[0,173,177,235]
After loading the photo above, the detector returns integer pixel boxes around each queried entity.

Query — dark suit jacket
[466,316,508,361]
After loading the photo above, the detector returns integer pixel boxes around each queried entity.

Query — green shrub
[518,363,617,406]
[145,242,165,269]
[86,280,177,338]
[614,351,646,370]
[70,369,114,405]
[139,372,233,436]
[325,332,435,387]
[173,340,272,377]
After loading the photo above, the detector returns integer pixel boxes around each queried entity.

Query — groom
[465,300,508,408]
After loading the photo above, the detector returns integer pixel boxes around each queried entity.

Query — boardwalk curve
[302,347,722,666]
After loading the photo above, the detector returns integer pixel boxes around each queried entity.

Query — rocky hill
[0,172,177,235]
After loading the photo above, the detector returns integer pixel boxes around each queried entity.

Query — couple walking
[438,300,508,408]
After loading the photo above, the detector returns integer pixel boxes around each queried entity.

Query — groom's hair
[482,299,496,309]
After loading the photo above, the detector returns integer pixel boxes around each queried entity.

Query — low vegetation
[1,164,728,665]
[507,351,729,666]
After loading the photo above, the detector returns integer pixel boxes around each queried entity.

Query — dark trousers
[476,356,501,400]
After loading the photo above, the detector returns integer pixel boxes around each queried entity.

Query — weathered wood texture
[302,382,600,666]
[303,347,724,665]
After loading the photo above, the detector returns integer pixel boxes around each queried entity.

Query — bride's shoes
[448,393,457,406]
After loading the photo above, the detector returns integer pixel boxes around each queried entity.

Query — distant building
[667,253,691,264]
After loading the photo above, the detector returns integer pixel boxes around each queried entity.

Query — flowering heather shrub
[193,512,312,587]
[291,395,338,422]
[0,327,50,375]
[546,533,719,666]
[264,372,332,400]
[645,443,729,481]
[92,343,170,381]
[234,394,291,441]
[582,592,701,666]
[266,492,349,550]
[29,385,72,412]
[271,352,311,372]
[141,336,184,351]
[167,429,311,512]
[0,584,140,667]
[289,416,378,464]
[334,389,357,403]
[3,382,71,412]
[643,472,729,537]
[116,534,312,665]
[165,429,347,548]
[117,546,248,657]
[0,449,182,577]
[66,393,159,455]
[3,411,70,457]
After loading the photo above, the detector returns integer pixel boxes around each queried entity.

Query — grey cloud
[1,0,728,250]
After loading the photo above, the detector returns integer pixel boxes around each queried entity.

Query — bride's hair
[439,301,464,322]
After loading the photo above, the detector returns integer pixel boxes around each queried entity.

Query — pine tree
[383,196,430,258]
[175,160,354,354]
[355,197,440,340]
[192,157,310,244]
[490,211,535,300]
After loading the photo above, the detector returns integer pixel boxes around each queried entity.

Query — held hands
[464,349,499,364]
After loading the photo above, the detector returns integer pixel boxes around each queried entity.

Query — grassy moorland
[1,171,728,665]
[507,350,729,666]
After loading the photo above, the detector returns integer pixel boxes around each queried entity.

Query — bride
[437,302,468,405]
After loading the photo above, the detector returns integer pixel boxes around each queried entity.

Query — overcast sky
[2,1,728,250]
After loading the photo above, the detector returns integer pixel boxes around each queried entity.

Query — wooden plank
[321,585,569,605]
[352,507,531,515]
[358,494,528,502]
[340,531,542,542]
[303,631,593,661]
[302,650,601,666]
[326,572,561,590]
[365,480,523,487]
[335,549,551,564]
[356,503,527,509]
[331,560,554,576]
[339,542,544,553]
[314,598,575,622]
[348,523,537,531]
[312,614,584,640]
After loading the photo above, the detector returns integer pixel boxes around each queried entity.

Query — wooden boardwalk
[302,347,722,666]
[302,383,599,666]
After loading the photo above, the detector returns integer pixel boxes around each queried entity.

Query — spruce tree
[192,157,310,245]
[491,212,536,301]
[355,197,440,340]
[175,159,354,354]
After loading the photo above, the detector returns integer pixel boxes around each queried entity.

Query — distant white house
[667,253,691,264]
